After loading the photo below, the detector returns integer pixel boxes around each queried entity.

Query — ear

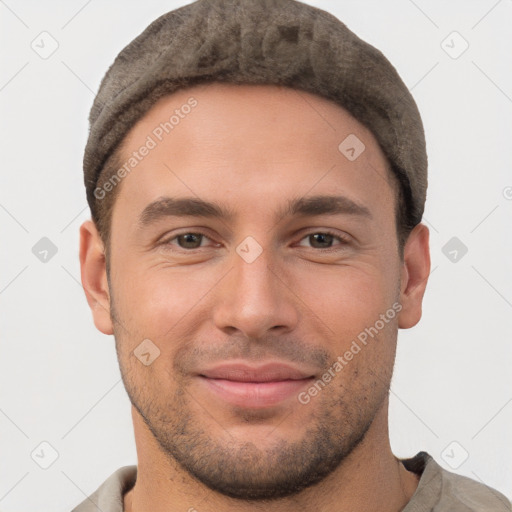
[79,220,114,335]
[397,223,430,329]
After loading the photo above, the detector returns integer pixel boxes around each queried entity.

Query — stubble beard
[116,343,391,501]
[108,281,395,501]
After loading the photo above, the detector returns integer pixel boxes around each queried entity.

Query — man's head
[79,0,430,502]
[83,0,427,262]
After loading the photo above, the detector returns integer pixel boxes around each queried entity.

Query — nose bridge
[234,241,278,300]
[212,238,298,337]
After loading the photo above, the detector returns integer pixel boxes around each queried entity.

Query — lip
[197,362,316,409]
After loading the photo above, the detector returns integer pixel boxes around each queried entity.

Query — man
[75,0,510,510]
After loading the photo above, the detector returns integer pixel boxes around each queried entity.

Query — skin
[80,83,430,512]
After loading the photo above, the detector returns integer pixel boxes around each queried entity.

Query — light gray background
[1,1,511,510]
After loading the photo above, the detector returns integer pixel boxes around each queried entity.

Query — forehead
[120,82,389,163]
[112,83,395,228]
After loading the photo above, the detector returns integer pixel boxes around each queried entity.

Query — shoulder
[402,452,511,512]
[71,465,137,512]
[436,462,511,511]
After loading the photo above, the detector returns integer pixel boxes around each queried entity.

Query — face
[81,83,430,500]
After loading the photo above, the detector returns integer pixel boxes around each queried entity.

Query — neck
[124,400,419,512]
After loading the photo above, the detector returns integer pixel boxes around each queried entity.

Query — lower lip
[198,376,314,408]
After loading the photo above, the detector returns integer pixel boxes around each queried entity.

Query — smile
[197,362,316,408]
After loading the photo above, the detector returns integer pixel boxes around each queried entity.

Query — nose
[212,242,299,339]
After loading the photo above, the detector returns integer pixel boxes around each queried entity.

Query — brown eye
[297,231,348,250]
[175,233,204,249]
[308,233,335,249]
[160,230,221,253]
[162,232,211,250]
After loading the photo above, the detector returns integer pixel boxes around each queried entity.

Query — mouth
[197,362,316,409]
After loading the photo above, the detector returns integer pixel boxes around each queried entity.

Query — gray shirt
[71,451,511,511]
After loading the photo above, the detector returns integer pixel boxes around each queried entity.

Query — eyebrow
[138,194,372,227]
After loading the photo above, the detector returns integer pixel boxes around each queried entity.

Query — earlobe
[397,223,431,329]
[79,220,114,335]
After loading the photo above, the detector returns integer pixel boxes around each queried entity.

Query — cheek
[293,262,399,337]
[112,258,223,341]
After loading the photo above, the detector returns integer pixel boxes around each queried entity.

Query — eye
[164,232,216,250]
[296,230,349,250]
[161,230,350,252]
